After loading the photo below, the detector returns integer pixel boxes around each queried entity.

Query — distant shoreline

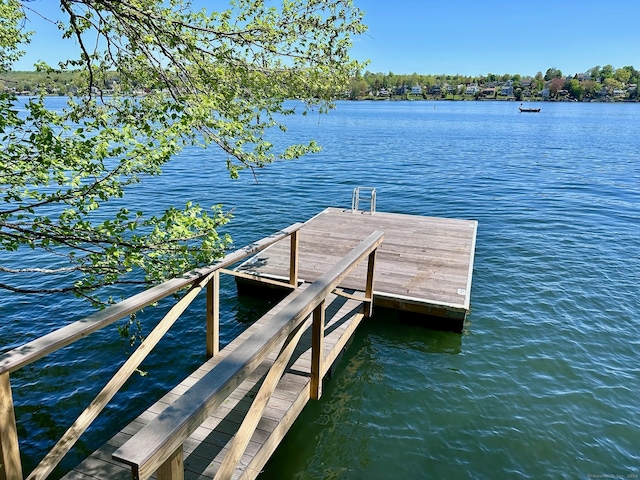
[11,94,639,104]
[345,96,638,103]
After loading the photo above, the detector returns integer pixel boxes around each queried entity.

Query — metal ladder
[351,187,376,214]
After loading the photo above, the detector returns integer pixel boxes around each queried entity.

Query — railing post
[310,300,325,400]
[206,271,220,359]
[289,230,299,287]
[363,248,377,317]
[157,445,183,480]
[0,373,23,480]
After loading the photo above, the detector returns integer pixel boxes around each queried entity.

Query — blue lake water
[2,100,639,478]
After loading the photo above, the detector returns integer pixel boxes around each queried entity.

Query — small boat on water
[519,103,541,113]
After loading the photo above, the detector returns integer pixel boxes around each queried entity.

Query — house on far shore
[500,84,514,96]
[411,85,422,95]
[466,83,480,95]
[481,87,496,97]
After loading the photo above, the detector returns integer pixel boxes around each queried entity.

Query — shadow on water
[365,307,463,355]
[260,307,465,480]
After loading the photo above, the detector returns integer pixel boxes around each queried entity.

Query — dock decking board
[237,208,477,322]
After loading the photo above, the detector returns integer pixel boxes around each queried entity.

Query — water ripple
[3,100,639,479]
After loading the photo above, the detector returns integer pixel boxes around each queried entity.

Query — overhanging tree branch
[1,0,366,302]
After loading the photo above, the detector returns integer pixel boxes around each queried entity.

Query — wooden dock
[235,207,478,332]
[60,231,383,480]
[1,207,477,480]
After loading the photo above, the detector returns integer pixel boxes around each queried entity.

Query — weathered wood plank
[364,250,376,317]
[69,443,130,480]
[206,271,220,359]
[289,230,299,287]
[310,301,325,400]
[158,447,184,480]
[0,373,22,480]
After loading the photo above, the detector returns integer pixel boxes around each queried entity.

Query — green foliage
[514,88,523,101]
[0,70,118,95]
[0,0,366,302]
[567,79,584,100]
[601,64,614,80]
[350,63,637,101]
[0,0,29,72]
[544,67,563,81]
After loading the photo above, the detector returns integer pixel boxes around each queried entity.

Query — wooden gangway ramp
[63,289,364,480]
[235,207,478,332]
[59,232,383,480]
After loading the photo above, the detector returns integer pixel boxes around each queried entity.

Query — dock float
[235,207,477,332]
[0,203,477,480]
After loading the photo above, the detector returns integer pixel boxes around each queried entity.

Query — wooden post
[363,249,377,317]
[289,230,299,287]
[157,445,183,480]
[206,271,220,359]
[0,373,23,480]
[310,301,325,400]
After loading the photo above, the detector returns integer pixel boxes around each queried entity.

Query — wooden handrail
[0,223,303,376]
[214,312,309,480]
[0,223,303,480]
[112,231,384,480]
[26,271,216,480]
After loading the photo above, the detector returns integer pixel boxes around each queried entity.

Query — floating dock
[235,207,477,332]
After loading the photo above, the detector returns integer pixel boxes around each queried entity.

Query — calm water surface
[1,100,639,479]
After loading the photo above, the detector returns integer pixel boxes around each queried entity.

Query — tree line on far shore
[1,70,123,95]
[349,65,640,101]
[3,64,639,102]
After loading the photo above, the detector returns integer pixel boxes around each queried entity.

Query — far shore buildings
[465,83,480,95]
[351,72,638,101]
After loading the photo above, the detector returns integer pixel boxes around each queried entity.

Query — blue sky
[15,0,640,77]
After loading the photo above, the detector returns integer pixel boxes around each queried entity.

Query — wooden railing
[112,231,384,480]
[0,224,304,480]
